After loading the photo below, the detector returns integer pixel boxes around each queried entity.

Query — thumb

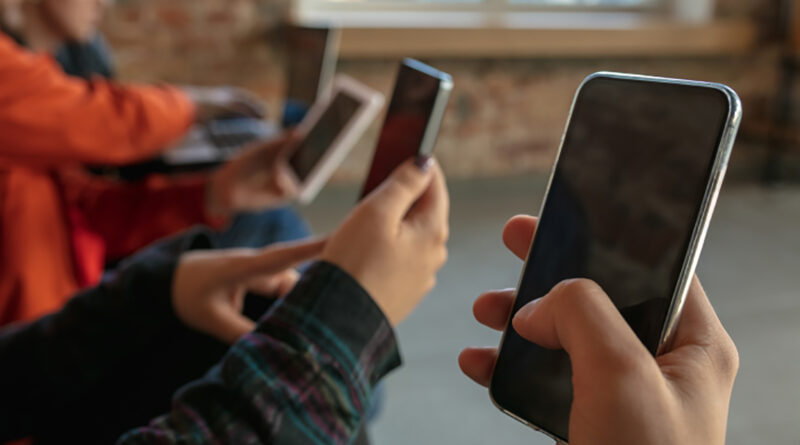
[511,279,651,370]
[364,157,434,223]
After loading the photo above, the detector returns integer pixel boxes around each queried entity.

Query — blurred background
[102,0,798,443]
[104,0,799,183]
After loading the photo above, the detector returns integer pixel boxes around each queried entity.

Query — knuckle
[554,279,604,309]
[609,348,653,376]
[358,202,381,218]
[357,203,390,226]
[433,225,449,244]
[427,276,438,292]
[438,247,449,268]
[389,167,418,193]
[566,278,603,294]
[714,332,740,382]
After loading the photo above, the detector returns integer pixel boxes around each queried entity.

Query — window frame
[285,0,756,60]
[293,0,665,18]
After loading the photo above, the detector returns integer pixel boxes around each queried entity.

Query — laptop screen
[282,25,338,128]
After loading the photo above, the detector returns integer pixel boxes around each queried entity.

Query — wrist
[318,254,394,326]
[263,261,402,386]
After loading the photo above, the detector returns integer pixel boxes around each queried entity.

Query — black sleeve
[119,262,402,445]
[0,227,214,441]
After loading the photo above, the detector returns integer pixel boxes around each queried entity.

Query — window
[289,0,746,58]
[296,0,660,13]
[511,0,652,5]
[292,0,672,27]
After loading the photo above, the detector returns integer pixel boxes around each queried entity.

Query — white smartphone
[489,72,741,443]
[281,74,384,204]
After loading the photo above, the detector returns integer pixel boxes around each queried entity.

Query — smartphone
[489,72,741,443]
[282,75,384,204]
[359,58,453,199]
[282,24,340,129]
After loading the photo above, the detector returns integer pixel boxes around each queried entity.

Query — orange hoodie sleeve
[0,34,195,167]
[60,170,227,260]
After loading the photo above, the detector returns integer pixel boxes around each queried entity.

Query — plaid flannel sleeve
[118,261,402,445]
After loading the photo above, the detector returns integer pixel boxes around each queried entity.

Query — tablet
[359,58,453,199]
[283,75,384,204]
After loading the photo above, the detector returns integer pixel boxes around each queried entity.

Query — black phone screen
[490,76,730,441]
[359,60,444,199]
[289,91,361,181]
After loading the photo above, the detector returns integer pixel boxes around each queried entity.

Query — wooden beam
[336,19,758,59]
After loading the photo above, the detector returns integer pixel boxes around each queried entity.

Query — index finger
[502,215,538,261]
[364,158,435,224]
[249,239,327,274]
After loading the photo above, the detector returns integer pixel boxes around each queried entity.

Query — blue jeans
[213,207,312,249]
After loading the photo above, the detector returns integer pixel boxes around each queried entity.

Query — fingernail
[513,298,542,323]
[414,155,433,172]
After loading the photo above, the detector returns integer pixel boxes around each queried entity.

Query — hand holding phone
[322,158,449,326]
[459,215,739,445]
[280,75,384,204]
[206,133,298,219]
[487,72,740,442]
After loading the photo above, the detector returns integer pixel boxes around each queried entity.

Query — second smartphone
[490,72,741,443]
[359,58,453,199]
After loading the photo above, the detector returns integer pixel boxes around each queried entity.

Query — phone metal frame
[408,58,454,157]
[489,71,742,444]
[283,74,385,205]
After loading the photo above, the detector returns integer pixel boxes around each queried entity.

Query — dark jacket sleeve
[0,227,215,442]
[119,261,402,445]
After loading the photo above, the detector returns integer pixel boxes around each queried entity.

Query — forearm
[120,261,401,445]
[0,228,214,441]
[0,35,195,166]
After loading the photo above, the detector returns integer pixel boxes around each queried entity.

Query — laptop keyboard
[162,119,279,167]
[205,118,277,156]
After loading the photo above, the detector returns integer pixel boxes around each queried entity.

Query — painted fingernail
[414,155,433,172]
[513,298,542,322]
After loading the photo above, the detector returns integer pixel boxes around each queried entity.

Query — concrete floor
[298,175,800,445]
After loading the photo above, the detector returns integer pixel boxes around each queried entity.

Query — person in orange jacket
[0,0,301,327]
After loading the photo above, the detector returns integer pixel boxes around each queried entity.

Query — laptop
[163,24,341,168]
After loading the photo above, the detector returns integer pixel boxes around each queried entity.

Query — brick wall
[103,0,782,182]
